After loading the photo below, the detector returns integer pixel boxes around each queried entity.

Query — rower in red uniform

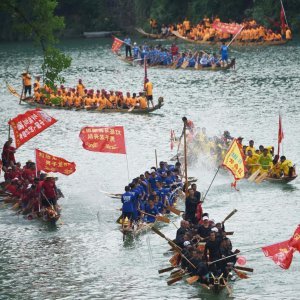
[41,173,58,211]
[1,138,16,168]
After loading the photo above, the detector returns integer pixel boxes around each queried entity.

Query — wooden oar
[170,269,183,276]
[158,266,175,274]
[166,205,181,216]
[222,209,237,223]
[167,275,185,285]
[186,275,199,284]
[255,172,268,184]
[234,266,253,273]
[233,268,249,279]
[248,169,260,182]
[139,210,170,224]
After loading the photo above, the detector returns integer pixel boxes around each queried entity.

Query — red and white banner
[8,109,57,148]
[79,126,126,154]
[212,21,243,35]
[35,149,76,175]
[112,37,124,53]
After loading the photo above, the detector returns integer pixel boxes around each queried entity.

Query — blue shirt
[145,206,159,223]
[124,38,131,45]
[121,192,134,212]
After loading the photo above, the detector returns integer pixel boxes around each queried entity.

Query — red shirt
[42,180,57,199]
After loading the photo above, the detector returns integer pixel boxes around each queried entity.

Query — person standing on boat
[185,188,199,224]
[220,42,228,66]
[132,42,140,59]
[124,36,132,58]
[1,138,16,168]
[144,79,154,108]
[121,186,134,226]
[77,79,85,96]
[22,71,32,98]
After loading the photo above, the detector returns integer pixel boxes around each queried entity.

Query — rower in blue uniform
[220,42,228,65]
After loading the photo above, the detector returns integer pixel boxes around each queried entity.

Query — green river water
[0,38,299,300]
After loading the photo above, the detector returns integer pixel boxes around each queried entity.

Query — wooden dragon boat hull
[120,222,154,239]
[171,30,288,47]
[264,175,297,184]
[135,27,176,40]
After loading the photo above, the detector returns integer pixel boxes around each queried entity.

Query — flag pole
[183,124,188,196]
[155,149,158,168]
[8,121,11,140]
[280,0,289,27]
[202,166,220,202]
[227,26,244,48]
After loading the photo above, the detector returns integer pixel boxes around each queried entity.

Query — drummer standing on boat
[144,79,154,108]
[220,42,228,66]
[124,36,132,58]
[22,71,32,98]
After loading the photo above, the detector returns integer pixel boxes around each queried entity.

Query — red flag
[8,109,57,149]
[112,37,124,53]
[79,126,126,154]
[212,21,243,35]
[277,114,284,155]
[262,240,294,269]
[35,149,76,176]
[289,225,300,252]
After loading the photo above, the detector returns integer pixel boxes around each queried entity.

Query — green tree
[0,0,71,85]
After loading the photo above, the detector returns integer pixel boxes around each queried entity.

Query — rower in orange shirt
[183,17,191,35]
[77,79,85,96]
[22,71,32,97]
[144,79,154,108]
[138,92,148,109]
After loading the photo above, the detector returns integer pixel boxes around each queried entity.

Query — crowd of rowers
[0,138,63,220]
[185,127,295,178]
[150,17,292,42]
[171,187,239,282]
[120,161,186,226]
[128,42,230,68]
[21,74,155,109]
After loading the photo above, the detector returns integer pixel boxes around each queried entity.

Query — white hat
[211,227,218,232]
[134,42,137,45]
[203,216,209,221]
[45,173,56,178]
[183,241,191,247]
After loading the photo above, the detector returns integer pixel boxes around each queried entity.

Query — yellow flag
[222,139,246,188]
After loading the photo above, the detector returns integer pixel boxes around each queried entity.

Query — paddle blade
[255,172,268,184]
[158,266,175,274]
[234,266,254,273]
[169,252,181,267]
[248,169,260,182]
[156,215,170,223]
[181,61,189,69]
[233,268,249,279]
[186,275,199,285]
[167,275,183,285]
[223,209,237,223]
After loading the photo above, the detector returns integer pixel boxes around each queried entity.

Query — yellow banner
[222,139,245,180]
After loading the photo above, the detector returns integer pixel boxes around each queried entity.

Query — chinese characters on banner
[212,21,243,35]
[35,149,76,175]
[79,126,126,154]
[111,37,124,53]
[8,109,57,148]
[262,225,300,269]
[222,139,246,188]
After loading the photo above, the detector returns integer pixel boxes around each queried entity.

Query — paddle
[222,209,237,224]
[233,268,249,279]
[158,266,175,274]
[186,275,199,285]
[139,210,170,224]
[166,205,181,216]
[167,274,185,286]
[222,278,233,297]
[248,169,260,182]
[234,266,253,272]
[255,172,268,184]
[170,269,183,276]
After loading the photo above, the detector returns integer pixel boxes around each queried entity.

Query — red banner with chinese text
[212,21,243,35]
[289,225,300,252]
[8,109,57,149]
[79,126,126,154]
[112,37,124,53]
[262,240,295,269]
[35,149,76,176]
[222,139,246,188]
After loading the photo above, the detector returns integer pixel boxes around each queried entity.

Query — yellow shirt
[145,82,153,96]
[286,29,292,40]
[246,153,260,174]
[183,20,190,31]
[23,74,31,86]
[138,96,147,109]
[280,160,293,176]
[77,83,85,96]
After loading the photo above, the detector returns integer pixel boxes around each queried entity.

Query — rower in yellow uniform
[285,27,292,40]
[138,92,148,109]
[77,79,85,96]
[269,155,281,178]
[245,140,256,154]
[258,148,273,173]
[280,156,294,177]
[245,150,260,175]
[144,79,154,108]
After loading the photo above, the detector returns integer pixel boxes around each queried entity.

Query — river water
[0,38,299,300]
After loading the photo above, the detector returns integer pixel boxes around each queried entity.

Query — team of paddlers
[126,41,230,68]
[120,160,184,227]
[21,74,155,109]
[150,17,292,42]
[179,123,295,179]
[0,138,63,222]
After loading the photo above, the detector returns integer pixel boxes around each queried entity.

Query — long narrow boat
[172,30,288,47]
[136,27,176,40]
[7,83,164,114]
[117,55,235,71]
[264,175,297,184]
[120,220,155,240]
